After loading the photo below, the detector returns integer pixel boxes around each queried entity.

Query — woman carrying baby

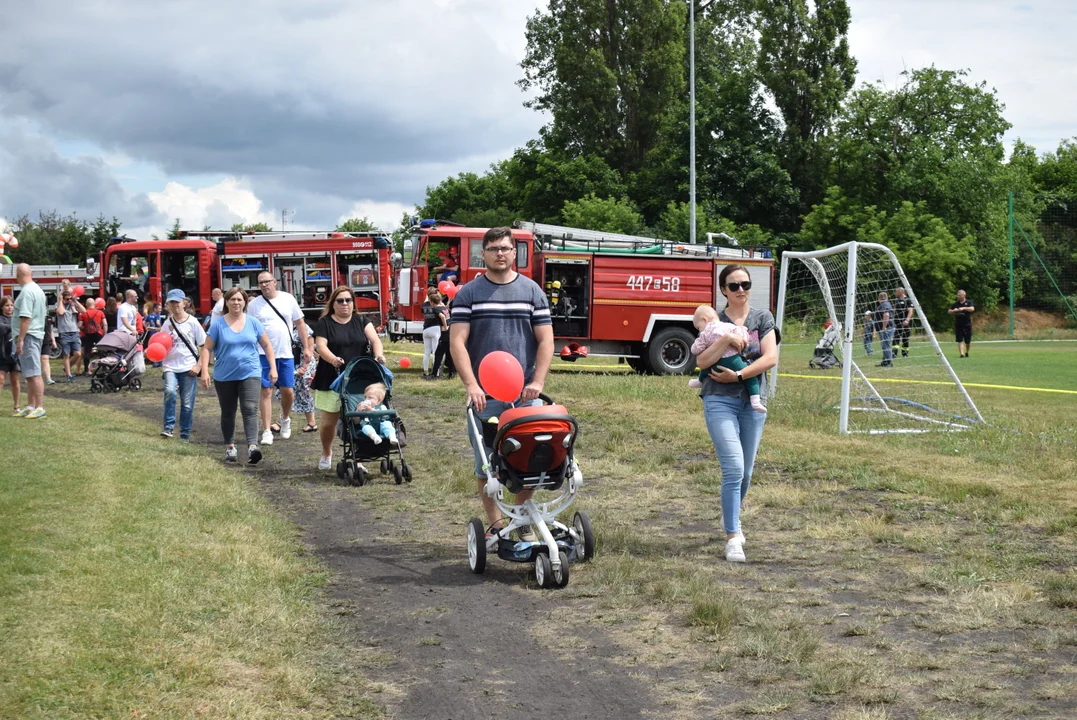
[693,264,778,563]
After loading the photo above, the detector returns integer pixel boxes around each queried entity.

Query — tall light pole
[689,0,696,244]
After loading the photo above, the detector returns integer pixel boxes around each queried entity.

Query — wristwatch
[736,371,743,383]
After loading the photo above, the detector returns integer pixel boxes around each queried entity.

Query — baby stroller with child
[465,394,595,589]
[88,330,145,393]
[334,355,412,486]
[808,322,842,370]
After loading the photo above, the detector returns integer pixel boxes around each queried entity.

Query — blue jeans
[880,327,894,363]
[703,394,767,534]
[863,332,873,356]
[163,370,198,437]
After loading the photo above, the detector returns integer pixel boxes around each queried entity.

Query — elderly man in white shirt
[247,271,311,444]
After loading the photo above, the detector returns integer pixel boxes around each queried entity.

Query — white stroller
[465,394,595,589]
[809,323,842,370]
[88,330,145,393]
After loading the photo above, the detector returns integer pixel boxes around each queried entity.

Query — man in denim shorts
[13,264,48,418]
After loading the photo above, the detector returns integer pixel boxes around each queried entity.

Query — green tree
[756,0,856,216]
[520,0,685,176]
[7,211,122,266]
[561,194,645,234]
[418,161,520,227]
[336,217,379,232]
[507,141,626,223]
[167,218,182,239]
[230,222,273,232]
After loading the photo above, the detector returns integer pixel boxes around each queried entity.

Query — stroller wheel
[572,511,596,562]
[552,550,570,588]
[380,459,388,474]
[467,518,486,574]
[90,381,102,394]
[534,553,553,589]
[392,464,403,485]
[353,462,367,486]
[130,379,142,391]
[402,463,412,483]
[336,461,347,480]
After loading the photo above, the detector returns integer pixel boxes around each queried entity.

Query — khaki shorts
[313,389,342,414]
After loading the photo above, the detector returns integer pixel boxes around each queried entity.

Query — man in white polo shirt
[247,271,310,444]
[117,289,139,335]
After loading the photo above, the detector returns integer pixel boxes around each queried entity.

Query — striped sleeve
[531,282,551,327]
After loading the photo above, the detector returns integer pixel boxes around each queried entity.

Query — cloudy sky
[1,0,1073,239]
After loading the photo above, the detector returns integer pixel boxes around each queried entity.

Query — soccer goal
[771,242,984,434]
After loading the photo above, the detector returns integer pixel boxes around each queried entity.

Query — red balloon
[72,285,85,297]
[438,280,452,294]
[95,298,106,309]
[399,356,411,369]
[145,343,167,363]
[478,351,525,402]
[445,284,460,300]
[149,332,173,351]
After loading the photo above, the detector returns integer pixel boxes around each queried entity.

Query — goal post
[771,242,984,434]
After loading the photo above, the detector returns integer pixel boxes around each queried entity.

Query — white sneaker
[732,531,746,546]
[280,417,291,439]
[224,446,238,463]
[725,537,746,563]
[261,429,274,446]
[318,455,332,471]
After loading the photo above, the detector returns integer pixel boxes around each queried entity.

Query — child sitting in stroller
[353,382,399,446]
[687,304,766,414]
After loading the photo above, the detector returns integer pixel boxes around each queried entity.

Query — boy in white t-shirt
[160,289,207,440]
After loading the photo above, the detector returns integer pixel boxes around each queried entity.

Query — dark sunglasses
[725,281,752,292]
[335,297,354,305]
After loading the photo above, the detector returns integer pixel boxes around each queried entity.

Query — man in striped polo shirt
[450,227,554,539]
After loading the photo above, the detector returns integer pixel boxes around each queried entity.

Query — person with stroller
[352,382,399,445]
[311,286,386,471]
[420,287,448,379]
[160,289,206,441]
[199,287,276,465]
[450,227,554,541]
[0,296,22,415]
[694,264,777,563]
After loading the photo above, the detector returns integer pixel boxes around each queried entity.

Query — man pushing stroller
[449,227,554,541]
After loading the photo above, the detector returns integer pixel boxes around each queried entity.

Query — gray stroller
[88,330,145,392]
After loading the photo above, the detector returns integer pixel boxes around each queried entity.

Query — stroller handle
[467,392,557,411]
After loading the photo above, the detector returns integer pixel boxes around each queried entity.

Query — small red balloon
[438,280,451,294]
[95,298,106,309]
[145,343,167,363]
[399,356,411,369]
[445,284,460,300]
[149,332,173,351]
[72,285,85,297]
[478,351,525,403]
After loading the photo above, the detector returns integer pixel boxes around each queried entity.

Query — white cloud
[147,178,279,233]
[337,200,415,232]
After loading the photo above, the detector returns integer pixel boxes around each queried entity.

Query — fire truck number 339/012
[625,275,681,292]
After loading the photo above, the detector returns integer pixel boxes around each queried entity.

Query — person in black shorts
[892,286,913,358]
[948,289,974,358]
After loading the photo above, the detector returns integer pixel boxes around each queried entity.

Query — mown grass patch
[0,398,384,719]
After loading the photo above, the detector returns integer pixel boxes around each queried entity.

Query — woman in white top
[160,289,207,441]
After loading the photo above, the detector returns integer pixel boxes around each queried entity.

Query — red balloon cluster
[145,332,174,363]
[478,351,525,402]
[445,284,460,300]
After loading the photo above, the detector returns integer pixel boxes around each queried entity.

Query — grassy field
[3,342,1074,718]
[0,399,383,719]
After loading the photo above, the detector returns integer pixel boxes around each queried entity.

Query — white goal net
[771,242,984,434]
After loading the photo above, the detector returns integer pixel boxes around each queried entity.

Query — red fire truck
[99,231,394,324]
[0,263,101,305]
[388,221,775,374]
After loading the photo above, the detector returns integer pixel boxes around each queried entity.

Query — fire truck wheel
[647,327,696,375]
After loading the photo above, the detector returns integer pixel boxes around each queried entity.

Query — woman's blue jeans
[163,370,198,437]
[703,394,767,534]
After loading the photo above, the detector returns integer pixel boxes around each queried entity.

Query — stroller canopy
[337,356,394,400]
[97,330,139,354]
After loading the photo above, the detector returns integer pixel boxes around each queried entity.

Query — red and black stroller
[466,394,595,589]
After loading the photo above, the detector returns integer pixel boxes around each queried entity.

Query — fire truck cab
[389,221,775,375]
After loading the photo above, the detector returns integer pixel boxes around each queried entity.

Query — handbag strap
[168,316,200,359]
[262,294,295,332]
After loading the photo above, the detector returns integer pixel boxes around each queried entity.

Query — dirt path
[52,376,657,720]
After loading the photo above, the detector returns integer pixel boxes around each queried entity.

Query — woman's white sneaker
[318,455,332,471]
[725,537,746,563]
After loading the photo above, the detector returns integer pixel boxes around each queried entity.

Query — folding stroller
[334,356,411,486]
[809,323,842,370]
[88,330,145,393]
[466,394,594,589]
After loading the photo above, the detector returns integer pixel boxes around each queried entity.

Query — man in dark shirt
[892,287,914,358]
[948,289,975,358]
[874,291,894,367]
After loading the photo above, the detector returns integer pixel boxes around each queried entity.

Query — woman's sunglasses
[335,297,354,305]
[725,281,752,291]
